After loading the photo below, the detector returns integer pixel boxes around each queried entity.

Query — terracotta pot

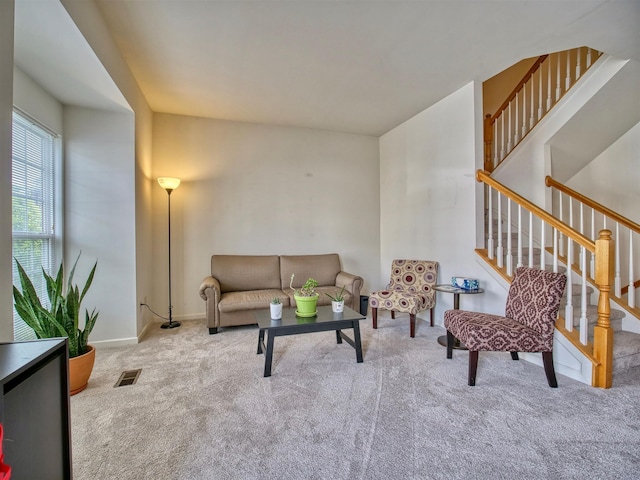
[69,345,95,395]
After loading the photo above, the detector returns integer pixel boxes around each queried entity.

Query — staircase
[490,218,640,383]
[478,45,640,387]
[559,283,640,372]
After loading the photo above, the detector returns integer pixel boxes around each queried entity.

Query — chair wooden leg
[446,330,454,359]
[372,308,378,329]
[510,351,519,360]
[542,351,558,388]
[430,308,434,327]
[391,311,395,319]
[468,351,479,386]
[409,314,416,338]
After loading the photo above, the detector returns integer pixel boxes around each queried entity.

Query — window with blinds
[11,111,59,341]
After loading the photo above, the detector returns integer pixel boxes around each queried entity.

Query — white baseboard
[90,337,139,348]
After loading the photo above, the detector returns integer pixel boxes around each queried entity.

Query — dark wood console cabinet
[0,338,72,479]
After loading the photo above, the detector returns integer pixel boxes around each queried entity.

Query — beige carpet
[71,314,640,479]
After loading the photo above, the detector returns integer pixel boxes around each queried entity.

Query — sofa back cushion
[280,254,341,289]
[211,255,281,293]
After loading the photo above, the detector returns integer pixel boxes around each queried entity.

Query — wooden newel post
[593,229,614,388]
[484,114,493,172]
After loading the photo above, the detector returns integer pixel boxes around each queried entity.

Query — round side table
[434,284,484,350]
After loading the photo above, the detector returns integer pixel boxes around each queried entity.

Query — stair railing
[485,47,602,172]
[478,170,614,388]
[546,175,640,319]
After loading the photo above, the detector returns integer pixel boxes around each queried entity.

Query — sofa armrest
[336,271,364,311]
[199,276,221,330]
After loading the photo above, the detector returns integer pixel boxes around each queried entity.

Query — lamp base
[161,321,181,329]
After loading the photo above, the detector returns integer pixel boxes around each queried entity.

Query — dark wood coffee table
[254,305,366,377]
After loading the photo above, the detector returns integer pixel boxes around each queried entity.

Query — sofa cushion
[211,255,281,293]
[219,289,288,313]
[280,254,341,289]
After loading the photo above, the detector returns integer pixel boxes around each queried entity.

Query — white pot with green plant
[326,286,345,313]
[290,274,319,317]
[270,297,283,319]
[13,253,99,395]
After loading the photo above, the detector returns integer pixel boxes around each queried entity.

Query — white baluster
[497,194,503,268]
[559,193,564,257]
[565,49,572,90]
[587,48,592,68]
[493,121,498,166]
[576,47,582,79]
[556,52,562,101]
[615,222,621,296]
[579,247,588,345]
[569,197,574,265]
[521,85,533,138]
[488,187,494,260]
[507,102,513,152]
[506,199,513,276]
[540,221,546,270]
[590,209,595,278]
[547,56,552,111]
[629,232,635,308]
[553,228,558,272]
[580,203,584,234]
[565,239,574,331]
[514,93,520,144]
[530,74,536,128]
[517,205,523,268]
[528,211,534,267]
[500,113,505,160]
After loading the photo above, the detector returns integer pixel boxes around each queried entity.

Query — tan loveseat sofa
[199,253,364,334]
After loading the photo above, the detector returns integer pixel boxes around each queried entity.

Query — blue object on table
[451,276,479,290]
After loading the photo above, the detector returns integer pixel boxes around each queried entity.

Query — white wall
[64,106,138,344]
[0,0,15,341]
[379,82,507,323]
[61,0,156,339]
[152,114,380,320]
[567,122,640,224]
[13,67,63,134]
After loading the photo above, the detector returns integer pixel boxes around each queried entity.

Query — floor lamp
[158,177,181,329]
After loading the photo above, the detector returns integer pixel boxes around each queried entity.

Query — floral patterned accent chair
[369,260,438,338]
[444,267,566,387]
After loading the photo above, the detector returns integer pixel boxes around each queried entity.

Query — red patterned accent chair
[444,267,566,387]
[369,260,438,337]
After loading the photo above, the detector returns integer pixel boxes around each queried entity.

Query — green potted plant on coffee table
[13,253,99,395]
[290,274,319,317]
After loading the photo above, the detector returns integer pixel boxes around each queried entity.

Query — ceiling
[15,1,640,137]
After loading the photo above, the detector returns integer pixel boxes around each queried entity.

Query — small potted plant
[270,297,283,319]
[13,253,99,395]
[326,286,345,313]
[290,274,319,317]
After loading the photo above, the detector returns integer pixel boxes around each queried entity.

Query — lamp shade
[157,177,181,191]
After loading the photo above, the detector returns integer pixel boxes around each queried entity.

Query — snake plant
[13,253,98,358]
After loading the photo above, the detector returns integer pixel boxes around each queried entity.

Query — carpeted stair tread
[613,331,640,371]
[571,305,625,330]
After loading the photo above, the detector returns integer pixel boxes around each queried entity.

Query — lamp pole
[158,177,181,329]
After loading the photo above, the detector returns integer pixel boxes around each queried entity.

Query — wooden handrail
[545,175,640,234]
[621,279,640,296]
[477,170,595,252]
[489,55,549,123]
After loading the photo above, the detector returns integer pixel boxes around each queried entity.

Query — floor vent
[114,369,142,387]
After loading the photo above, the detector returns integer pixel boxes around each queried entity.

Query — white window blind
[11,111,58,341]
